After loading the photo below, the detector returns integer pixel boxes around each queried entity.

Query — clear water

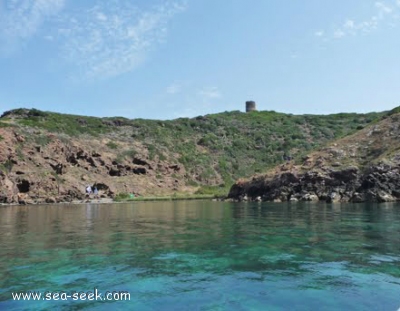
[1,201,400,310]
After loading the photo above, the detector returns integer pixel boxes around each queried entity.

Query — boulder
[301,193,319,202]
[45,197,57,203]
[376,190,396,202]
[351,192,365,203]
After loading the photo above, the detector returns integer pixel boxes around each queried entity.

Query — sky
[0,0,399,120]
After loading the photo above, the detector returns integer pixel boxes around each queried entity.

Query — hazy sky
[0,0,399,119]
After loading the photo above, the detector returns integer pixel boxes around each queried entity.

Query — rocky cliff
[228,111,400,203]
[0,108,384,204]
[0,127,188,204]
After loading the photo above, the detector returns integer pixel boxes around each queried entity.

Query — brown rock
[45,197,57,203]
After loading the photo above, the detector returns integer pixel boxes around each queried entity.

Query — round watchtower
[245,101,256,112]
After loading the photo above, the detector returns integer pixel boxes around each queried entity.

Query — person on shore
[86,185,92,196]
[94,186,99,198]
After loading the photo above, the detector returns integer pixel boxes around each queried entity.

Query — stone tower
[245,101,256,112]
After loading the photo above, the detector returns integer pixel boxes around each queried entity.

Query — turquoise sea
[1,201,400,310]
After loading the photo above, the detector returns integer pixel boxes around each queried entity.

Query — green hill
[0,107,385,203]
[228,107,400,203]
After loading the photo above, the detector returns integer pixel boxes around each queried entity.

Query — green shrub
[1,159,13,173]
[28,109,48,118]
[106,141,118,149]
[34,135,51,146]
[114,192,134,201]
[16,146,24,160]
[0,122,13,128]
[387,106,400,116]
[122,148,137,159]
[195,185,229,197]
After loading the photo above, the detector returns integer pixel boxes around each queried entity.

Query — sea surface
[1,201,400,310]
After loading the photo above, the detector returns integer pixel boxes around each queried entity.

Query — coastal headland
[0,107,393,204]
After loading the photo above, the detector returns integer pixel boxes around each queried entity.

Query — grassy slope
[228,108,400,201]
[0,108,385,195]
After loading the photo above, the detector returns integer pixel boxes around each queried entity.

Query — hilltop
[0,107,384,204]
[228,108,400,203]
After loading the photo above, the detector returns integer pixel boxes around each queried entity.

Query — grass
[113,193,217,202]
[3,108,114,137]
[106,141,118,149]
[0,159,13,173]
[195,185,231,197]
[0,121,14,128]
[34,134,52,146]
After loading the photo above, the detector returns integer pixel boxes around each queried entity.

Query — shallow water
[1,201,400,310]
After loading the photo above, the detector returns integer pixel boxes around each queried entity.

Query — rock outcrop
[0,127,188,204]
[229,164,400,203]
[229,112,400,203]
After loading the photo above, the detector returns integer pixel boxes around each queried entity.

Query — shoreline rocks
[228,164,400,203]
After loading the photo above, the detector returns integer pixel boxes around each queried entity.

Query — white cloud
[96,12,107,22]
[314,30,324,37]
[198,87,221,99]
[0,0,65,52]
[375,1,393,14]
[318,1,399,40]
[57,0,187,80]
[166,83,181,94]
[167,85,223,118]
[333,29,345,38]
[344,19,355,29]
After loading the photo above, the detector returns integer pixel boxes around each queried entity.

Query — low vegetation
[0,107,385,189]
[114,192,216,202]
